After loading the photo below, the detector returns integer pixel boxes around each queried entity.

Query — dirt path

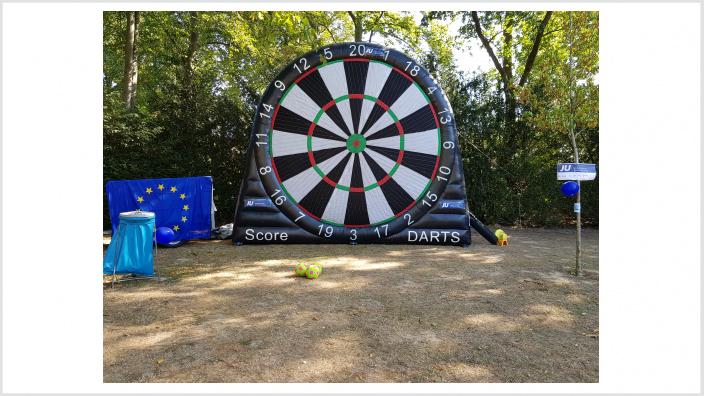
[103,228,598,383]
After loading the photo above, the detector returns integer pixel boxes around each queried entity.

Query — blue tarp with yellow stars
[106,176,213,241]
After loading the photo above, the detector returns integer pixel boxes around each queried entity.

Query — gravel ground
[103,227,598,383]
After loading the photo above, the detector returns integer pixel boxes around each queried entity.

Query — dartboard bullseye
[234,43,470,245]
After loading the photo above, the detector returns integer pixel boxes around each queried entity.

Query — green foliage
[103,11,599,229]
[445,11,599,226]
[103,11,428,228]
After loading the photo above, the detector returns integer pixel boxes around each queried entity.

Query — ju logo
[556,163,597,181]
[439,200,465,210]
[243,198,274,209]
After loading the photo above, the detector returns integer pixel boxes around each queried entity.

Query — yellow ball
[495,229,505,238]
[306,265,320,279]
[294,263,308,276]
[312,263,323,275]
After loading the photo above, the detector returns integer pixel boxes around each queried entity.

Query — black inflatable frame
[233,42,472,246]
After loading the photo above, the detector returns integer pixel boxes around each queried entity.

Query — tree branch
[384,31,413,50]
[305,12,337,42]
[367,11,385,42]
[542,27,564,37]
[518,11,553,87]
[323,24,338,42]
[471,11,509,88]
[348,11,363,41]
[205,41,231,47]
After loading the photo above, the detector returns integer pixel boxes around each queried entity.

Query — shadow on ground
[103,227,599,383]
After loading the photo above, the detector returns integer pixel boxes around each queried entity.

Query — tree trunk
[121,11,139,110]
[181,11,199,149]
[367,11,385,42]
[570,128,582,276]
[503,14,516,121]
[183,11,199,92]
[502,13,514,85]
[567,12,582,276]
[348,11,363,41]
[501,13,518,149]
[518,11,553,87]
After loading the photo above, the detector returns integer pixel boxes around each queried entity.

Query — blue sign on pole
[557,163,597,181]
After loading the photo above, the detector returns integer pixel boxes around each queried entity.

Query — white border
[2,1,701,393]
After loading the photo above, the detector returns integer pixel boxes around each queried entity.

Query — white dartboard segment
[388,84,429,121]
[282,166,322,202]
[359,62,393,129]
[400,129,440,156]
[363,112,395,137]
[280,85,320,122]
[366,135,401,151]
[316,150,350,175]
[271,131,309,157]
[320,154,355,224]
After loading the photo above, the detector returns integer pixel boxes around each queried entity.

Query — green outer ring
[271,58,442,227]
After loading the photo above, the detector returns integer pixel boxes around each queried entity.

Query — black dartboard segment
[236,43,469,245]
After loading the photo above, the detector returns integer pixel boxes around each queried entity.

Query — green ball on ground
[306,265,321,279]
[294,263,308,276]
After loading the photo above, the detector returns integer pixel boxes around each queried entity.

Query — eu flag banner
[106,176,213,241]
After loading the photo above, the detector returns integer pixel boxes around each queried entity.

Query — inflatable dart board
[233,43,471,245]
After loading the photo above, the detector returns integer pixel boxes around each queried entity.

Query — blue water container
[103,211,156,275]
